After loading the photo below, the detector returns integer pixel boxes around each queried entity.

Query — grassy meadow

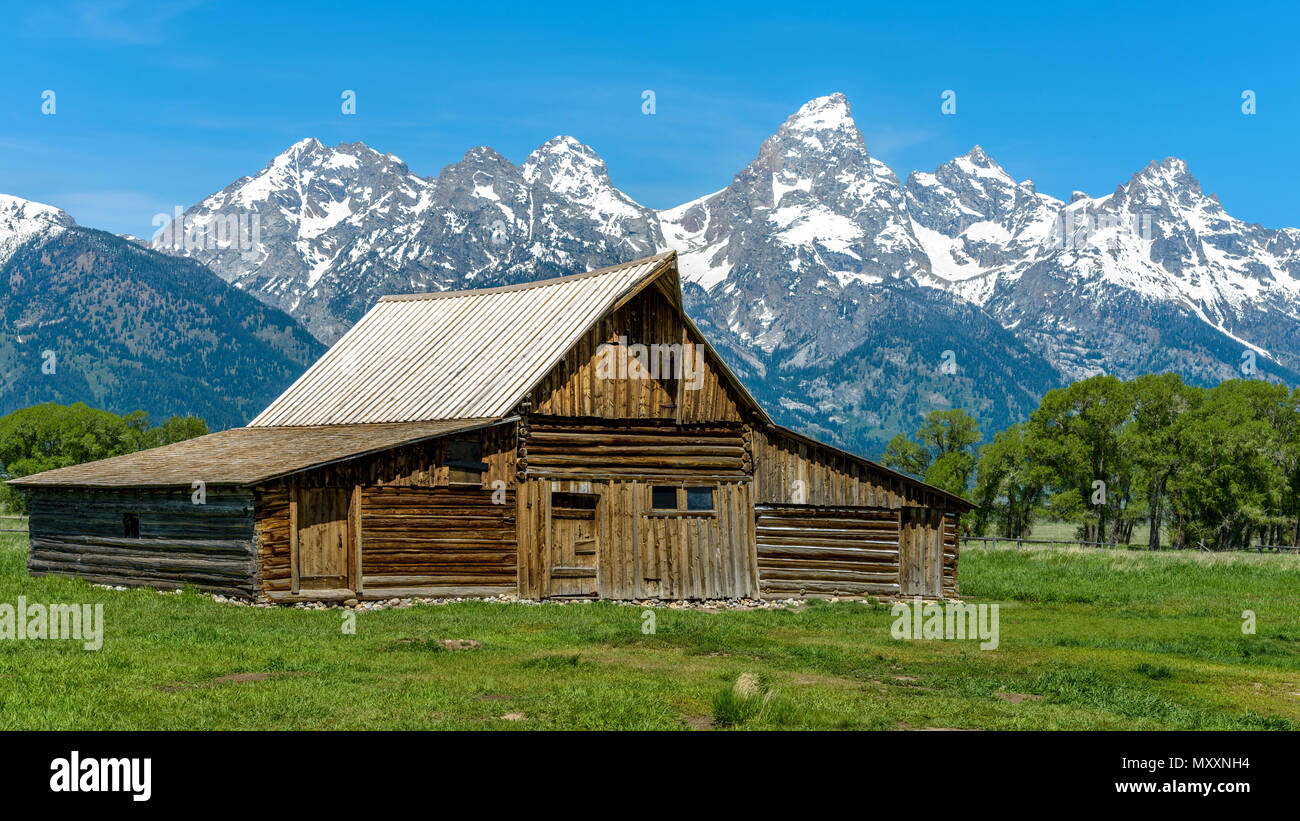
[0,532,1297,730]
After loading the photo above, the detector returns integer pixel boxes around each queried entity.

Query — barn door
[900,507,944,597]
[547,491,599,598]
[293,488,352,592]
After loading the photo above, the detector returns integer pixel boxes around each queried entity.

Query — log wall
[518,415,750,480]
[755,505,901,598]
[27,487,257,598]
[754,504,960,599]
[359,486,516,598]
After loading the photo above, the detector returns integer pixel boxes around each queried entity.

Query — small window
[122,512,140,539]
[446,438,488,485]
[651,486,678,510]
[447,438,484,466]
[685,487,714,511]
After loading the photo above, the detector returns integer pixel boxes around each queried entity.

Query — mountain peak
[1126,155,1203,200]
[949,145,1012,180]
[460,144,510,164]
[782,93,855,134]
[531,135,589,156]
[0,193,72,225]
[522,136,610,187]
[285,137,324,154]
[0,193,75,267]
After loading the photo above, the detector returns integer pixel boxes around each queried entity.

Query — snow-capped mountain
[156,136,662,341]
[0,194,73,268]
[973,158,1300,383]
[150,92,1300,453]
[0,194,324,428]
[659,94,1059,448]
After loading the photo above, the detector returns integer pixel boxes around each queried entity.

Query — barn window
[685,487,714,511]
[122,512,140,539]
[651,486,678,509]
[446,438,488,485]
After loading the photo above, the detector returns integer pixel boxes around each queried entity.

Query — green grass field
[1,532,1297,730]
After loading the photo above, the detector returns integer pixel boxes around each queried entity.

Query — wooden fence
[961,536,1300,554]
[0,516,27,533]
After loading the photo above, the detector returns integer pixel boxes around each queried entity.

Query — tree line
[884,374,1300,550]
[0,402,207,513]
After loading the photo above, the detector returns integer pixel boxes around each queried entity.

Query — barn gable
[528,277,752,424]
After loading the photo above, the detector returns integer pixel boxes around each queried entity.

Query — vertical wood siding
[754,426,944,508]
[602,479,757,600]
[515,477,757,600]
[529,286,745,423]
[254,426,516,598]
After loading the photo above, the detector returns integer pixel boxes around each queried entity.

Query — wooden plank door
[547,491,599,598]
[899,508,944,597]
[925,508,944,596]
[294,488,352,592]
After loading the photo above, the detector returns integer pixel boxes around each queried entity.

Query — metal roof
[249,252,678,426]
[9,419,503,488]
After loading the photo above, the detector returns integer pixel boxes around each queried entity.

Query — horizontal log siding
[27,487,257,597]
[943,511,960,598]
[519,415,750,480]
[529,285,745,423]
[360,487,516,596]
[755,505,901,598]
[254,486,292,595]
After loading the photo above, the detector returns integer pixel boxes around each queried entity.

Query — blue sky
[2,0,1297,236]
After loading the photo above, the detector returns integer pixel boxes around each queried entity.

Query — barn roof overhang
[8,418,511,490]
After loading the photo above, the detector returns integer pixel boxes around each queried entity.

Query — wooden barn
[11,251,972,603]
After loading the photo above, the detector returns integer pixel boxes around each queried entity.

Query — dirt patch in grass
[685,715,715,730]
[390,638,482,652]
[522,654,582,670]
[996,692,1044,704]
[437,639,483,651]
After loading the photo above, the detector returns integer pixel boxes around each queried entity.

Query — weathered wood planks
[359,486,516,595]
[756,505,903,598]
[27,487,257,597]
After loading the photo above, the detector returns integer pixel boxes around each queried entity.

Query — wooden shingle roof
[8,419,503,488]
